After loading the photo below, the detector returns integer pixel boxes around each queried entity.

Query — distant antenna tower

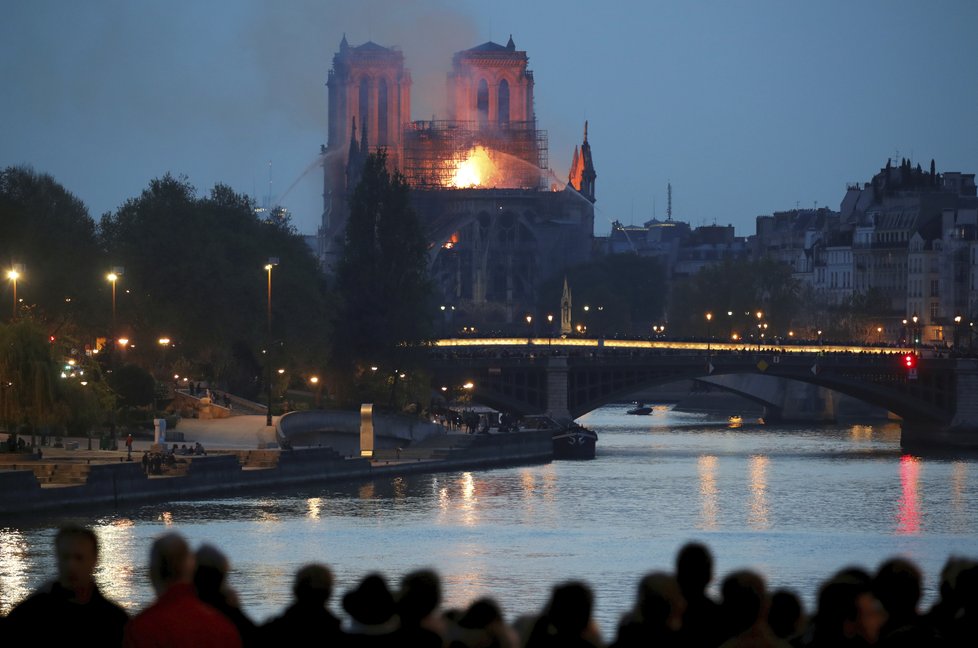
[667,182,673,221]
[265,160,273,210]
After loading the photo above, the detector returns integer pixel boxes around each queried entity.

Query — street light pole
[706,312,713,354]
[265,258,279,427]
[7,265,23,320]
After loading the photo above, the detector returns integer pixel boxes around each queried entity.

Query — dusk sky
[3,0,977,238]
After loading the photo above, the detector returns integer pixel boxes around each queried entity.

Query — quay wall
[0,431,553,518]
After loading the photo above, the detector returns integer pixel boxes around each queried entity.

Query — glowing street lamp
[7,264,23,320]
[705,312,713,353]
[106,267,123,333]
[264,257,279,426]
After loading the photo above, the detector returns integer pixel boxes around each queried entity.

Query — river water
[2,404,977,640]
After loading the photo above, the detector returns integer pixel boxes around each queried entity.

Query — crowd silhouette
[3,528,976,647]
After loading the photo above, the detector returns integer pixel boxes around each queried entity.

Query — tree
[99,176,331,393]
[0,166,104,334]
[332,151,432,404]
[0,321,58,437]
[536,253,667,336]
[667,257,800,338]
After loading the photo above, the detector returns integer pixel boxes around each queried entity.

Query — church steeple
[560,277,572,335]
[568,145,581,190]
[578,120,596,203]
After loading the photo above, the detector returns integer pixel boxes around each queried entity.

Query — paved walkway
[2,415,280,463]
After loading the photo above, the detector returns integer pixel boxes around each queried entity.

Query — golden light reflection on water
[393,476,407,499]
[359,482,375,500]
[95,518,138,609]
[698,455,718,530]
[159,511,174,526]
[748,455,770,529]
[0,529,31,614]
[306,497,323,519]
[459,472,478,526]
[897,455,921,535]
[851,424,874,443]
[951,462,967,533]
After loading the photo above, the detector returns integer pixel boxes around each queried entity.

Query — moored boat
[518,415,597,460]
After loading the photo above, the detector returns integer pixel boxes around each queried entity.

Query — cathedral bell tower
[321,36,411,270]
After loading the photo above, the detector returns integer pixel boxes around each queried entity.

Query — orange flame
[451,146,497,188]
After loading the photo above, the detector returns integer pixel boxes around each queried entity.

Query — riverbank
[0,417,553,517]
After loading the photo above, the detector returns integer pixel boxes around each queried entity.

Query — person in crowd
[610,572,684,648]
[717,569,789,648]
[5,524,129,646]
[194,544,257,647]
[448,597,519,648]
[926,557,978,645]
[767,589,805,643]
[808,569,886,647]
[342,572,401,646]
[123,532,241,647]
[524,580,603,648]
[261,563,342,646]
[675,541,723,647]
[396,568,445,648]
[872,557,935,646]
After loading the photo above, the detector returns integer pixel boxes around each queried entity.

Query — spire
[579,121,596,203]
[560,277,572,335]
[506,34,515,50]
[568,145,582,190]
[340,33,349,51]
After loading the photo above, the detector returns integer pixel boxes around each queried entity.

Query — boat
[519,415,598,460]
[626,402,652,415]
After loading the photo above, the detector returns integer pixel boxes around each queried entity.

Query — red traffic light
[903,353,917,369]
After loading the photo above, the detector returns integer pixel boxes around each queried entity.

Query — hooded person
[342,573,401,647]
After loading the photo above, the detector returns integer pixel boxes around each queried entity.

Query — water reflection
[95,518,138,609]
[951,461,966,532]
[897,455,921,535]
[748,455,770,529]
[0,529,31,614]
[459,472,478,526]
[698,455,718,530]
[160,511,174,526]
[851,424,873,443]
[306,497,323,519]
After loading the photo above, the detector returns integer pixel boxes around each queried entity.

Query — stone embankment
[0,430,553,517]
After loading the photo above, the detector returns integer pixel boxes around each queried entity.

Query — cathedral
[319,35,595,331]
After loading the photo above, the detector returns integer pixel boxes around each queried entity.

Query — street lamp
[705,312,713,353]
[309,375,321,408]
[911,313,919,349]
[157,337,171,376]
[525,314,533,340]
[264,258,279,426]
[7,264,23,320]
[954,315,962,349]
[106,267,123,333]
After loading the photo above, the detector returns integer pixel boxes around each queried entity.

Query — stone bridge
[427,342,978,449]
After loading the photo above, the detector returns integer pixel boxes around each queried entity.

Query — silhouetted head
[55,525,99,593]
[294,563,334,606]
[636,571,685,631]
[768,589,804,639]
[874,557,921,619]
[193,544,230,599]
[398,569,441,623]
[721,570,767,635]
[546,581,593,636]
[343,573,396,627]
[676,542,713,597]
[149,532,194,594]
[459,597,504,629]
[815,573,885,645]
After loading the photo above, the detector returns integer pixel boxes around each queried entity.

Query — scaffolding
[400,120,548,190]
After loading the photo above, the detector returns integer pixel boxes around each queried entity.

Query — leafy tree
[667,257,801,339]
[536,253,667,336]
[0,321,58,435]
[332,151,432,404]
[99,175,331,394]
[0,166,104,335]
[107,363,155,408]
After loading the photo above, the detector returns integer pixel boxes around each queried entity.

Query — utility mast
[667,182,673,221]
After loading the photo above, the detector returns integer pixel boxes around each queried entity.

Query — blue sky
[3,0,977,237]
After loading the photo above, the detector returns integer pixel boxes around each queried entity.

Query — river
[2,403,976,641]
